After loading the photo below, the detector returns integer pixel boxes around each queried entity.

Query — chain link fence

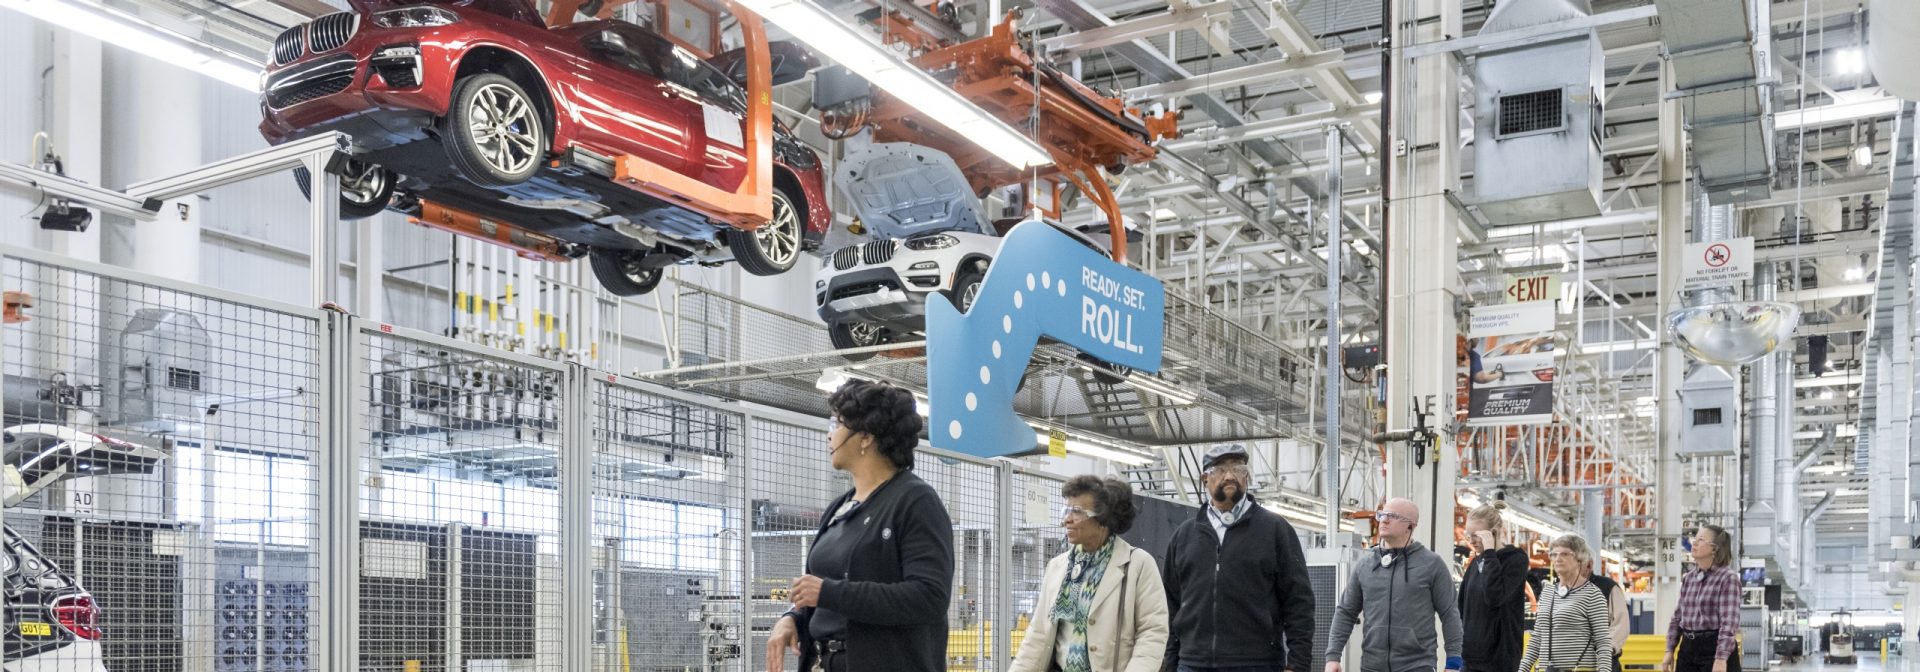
[3,246,1188,672]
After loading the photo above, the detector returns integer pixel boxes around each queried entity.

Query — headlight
[373,6,458,27]
[903,234,958,251]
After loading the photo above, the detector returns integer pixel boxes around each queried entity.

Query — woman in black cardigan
[765,380,955,672]
[1458,501,1531,672]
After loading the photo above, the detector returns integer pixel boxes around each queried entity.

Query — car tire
[727,188,803,276]
[589,249,664,297]
[293,161,395,220]
[952,265,986,313]
[443,73,546,188]
[829,321,885,360]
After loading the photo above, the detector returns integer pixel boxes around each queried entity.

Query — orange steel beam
[613,0,774,229]
[412,200,575,262]
[855,10,1176,209]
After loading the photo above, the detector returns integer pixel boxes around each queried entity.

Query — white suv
[814,229,1002,351]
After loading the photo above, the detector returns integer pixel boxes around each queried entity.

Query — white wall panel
[0,19,43,246]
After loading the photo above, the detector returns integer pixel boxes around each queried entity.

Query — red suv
[257,0,832,295]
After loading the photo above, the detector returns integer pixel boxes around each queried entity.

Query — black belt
[816,639,848,653]
[1682,629,1719,640]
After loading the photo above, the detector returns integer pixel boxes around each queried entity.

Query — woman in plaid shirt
[1661,525,1742,672]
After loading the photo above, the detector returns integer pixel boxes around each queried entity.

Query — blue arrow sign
[926,221,1165,458]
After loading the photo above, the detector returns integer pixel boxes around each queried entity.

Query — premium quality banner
[1464,302,1557,425]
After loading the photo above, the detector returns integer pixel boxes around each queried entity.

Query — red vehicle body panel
[258,3,830,244]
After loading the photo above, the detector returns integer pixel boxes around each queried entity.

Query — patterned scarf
[1051,539,1116,672]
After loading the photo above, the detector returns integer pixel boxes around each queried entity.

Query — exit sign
[1504,274,1561,304]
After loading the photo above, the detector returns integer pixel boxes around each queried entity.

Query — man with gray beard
[1160,445,1315,672]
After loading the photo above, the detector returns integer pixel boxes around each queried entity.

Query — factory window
[174,443,316,546]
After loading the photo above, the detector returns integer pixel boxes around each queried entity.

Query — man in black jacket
[1162,444,1316,672]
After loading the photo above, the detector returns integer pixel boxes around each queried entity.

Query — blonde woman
[1460,502,1530,672]
[1517,535,1613,672]
[1011,476,1168,672]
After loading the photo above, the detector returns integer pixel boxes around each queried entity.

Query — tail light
[1531,368,1556,383]
[52,594,102,640]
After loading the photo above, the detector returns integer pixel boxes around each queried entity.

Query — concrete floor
[1772,653,1915,672]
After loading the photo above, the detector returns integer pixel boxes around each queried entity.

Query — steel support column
[1654,60,1689,632]
[1324,125,1345,538]
[1383,0,1461,551]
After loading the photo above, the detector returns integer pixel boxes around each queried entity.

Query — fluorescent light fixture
[1499,246,1567,267]
[1843,265,1866,281]
[1125,374,1197,405]
[1364,91,1383,104]
[1151,207,1179,221]
[1851,143,1874,166]
[1028,427,1154,465]
[2,0,261,91]
[1775,92,1902,131]
[1834,48,1864,75]
[733,0,1051,169]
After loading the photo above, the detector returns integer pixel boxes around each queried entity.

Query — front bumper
[258,27,463,150]
[815,266,938,330]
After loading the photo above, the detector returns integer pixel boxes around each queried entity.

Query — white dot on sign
[1002,315,1012,333]
[966,393,977,410]
[1014,291,1023,308]
[1027,274,1036,291]
[979,366,992,384]
[949,420,963,440]
[992,341,1002,358]
[1058,282,1067,297]
[1042,271,1052,289]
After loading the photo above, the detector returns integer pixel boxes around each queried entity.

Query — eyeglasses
[1059,505,1099,522]
[1374,512,1411,524]
[1547,550,1576,559]
[1204,463,1250,477]
[828,416,842,434]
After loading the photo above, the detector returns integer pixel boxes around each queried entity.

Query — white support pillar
[1653,60,1688,632]
[1384,0,1461,551]
[38,28,102,262]
[104,47,200,283]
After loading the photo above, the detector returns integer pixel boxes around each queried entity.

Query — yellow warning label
[19,622,51,637]
[1048,429,1068,458]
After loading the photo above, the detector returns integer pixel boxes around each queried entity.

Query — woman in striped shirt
[1517,535,1613,672]
[1661,525,1742,672]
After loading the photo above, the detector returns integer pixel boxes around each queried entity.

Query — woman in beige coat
[1012,476,1169,672]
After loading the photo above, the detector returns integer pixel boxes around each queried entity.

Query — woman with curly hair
[764,380,955,672]
[1011,476,1168,672]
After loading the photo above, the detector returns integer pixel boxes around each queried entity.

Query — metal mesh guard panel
[589,382,744,671]
[358,332,565,671]
[1497,89,1565,137]
[3,254,322,672]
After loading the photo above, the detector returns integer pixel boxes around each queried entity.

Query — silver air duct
[1650,0,1775,204]
[1744,260,1778,560]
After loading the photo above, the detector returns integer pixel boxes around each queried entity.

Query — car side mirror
[588,39,628,59]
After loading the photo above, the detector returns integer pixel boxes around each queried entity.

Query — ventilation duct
[1469,0,1604,225]
[1743,261,1779,561]
[1867,0,1920,101]
[1650,0,1775,204]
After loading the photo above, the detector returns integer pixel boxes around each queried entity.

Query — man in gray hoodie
[1324,498,1464,672]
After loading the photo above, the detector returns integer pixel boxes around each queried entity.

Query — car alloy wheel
[755,191,802,268]
[959,280,982,312]
[847,321,882,346]
[726,188,803,276]
[588,249,665,297]
[467,82,540,176]
[339,160,388,207]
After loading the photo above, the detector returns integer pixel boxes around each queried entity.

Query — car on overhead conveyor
[256,0,833,295]
[815,142,1135,381]
[2,424,169,672]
